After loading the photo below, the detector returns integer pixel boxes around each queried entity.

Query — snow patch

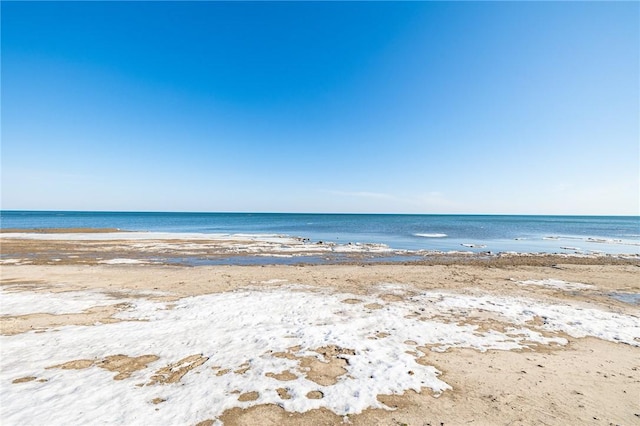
[1,286,638,425]
[516,278,594,290]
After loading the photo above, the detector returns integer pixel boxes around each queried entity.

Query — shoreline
[1,229,639,268]
[0,227,125,234]
[2,224,639,257]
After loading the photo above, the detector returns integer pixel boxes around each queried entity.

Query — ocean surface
[1,211,639,255]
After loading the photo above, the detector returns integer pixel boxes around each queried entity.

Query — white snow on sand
[0,288,170,317]
[414,291,639,346]
[0,288,119,316]
[0,232,399,256]
[2,285,639,425]
[516,278,594,290]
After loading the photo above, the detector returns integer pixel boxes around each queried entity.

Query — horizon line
[1,209,638,218]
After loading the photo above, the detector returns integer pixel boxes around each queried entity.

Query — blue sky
[2,2,638,214]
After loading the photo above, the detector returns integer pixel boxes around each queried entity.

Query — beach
[5,0,639,423]
[1,233,639,425]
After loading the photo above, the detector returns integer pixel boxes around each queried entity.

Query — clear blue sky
[2,2,638,214]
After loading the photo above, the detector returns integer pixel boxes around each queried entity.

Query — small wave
[415,233,447,238]
[543,235,582,241]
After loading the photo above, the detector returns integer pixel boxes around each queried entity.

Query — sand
[1,236,639,425]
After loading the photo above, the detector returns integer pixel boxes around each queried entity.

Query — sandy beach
[1,234,639,425]
[5,0,639,423]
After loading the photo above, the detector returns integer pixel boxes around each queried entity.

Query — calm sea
[1,211,639,255]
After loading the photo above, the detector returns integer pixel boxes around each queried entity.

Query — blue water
[1,211,639,255]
